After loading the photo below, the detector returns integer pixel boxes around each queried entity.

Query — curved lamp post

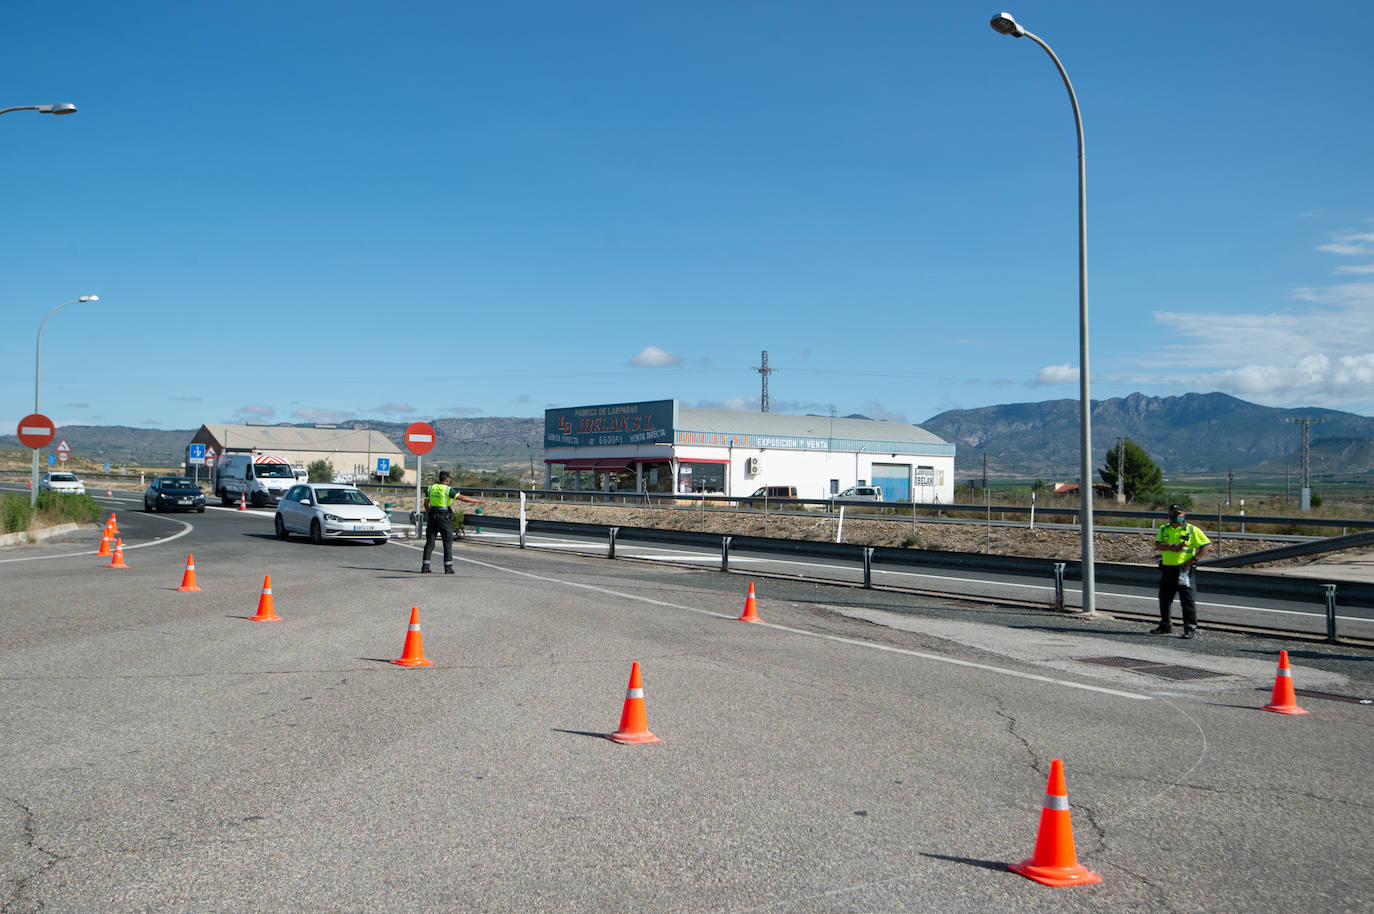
[31,296,100,504]
[989,11,1096,614]
[0,103,77,117]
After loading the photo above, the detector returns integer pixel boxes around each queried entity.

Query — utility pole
[755,350,774,413]
[1227,468,1233,507]
[1285,418,1322,510]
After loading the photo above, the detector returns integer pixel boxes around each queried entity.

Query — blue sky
[3,1,1372,435]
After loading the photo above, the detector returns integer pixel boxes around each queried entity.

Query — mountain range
[5,393,1372,479]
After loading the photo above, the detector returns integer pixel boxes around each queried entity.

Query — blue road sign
[48,454,56,465]
[189,443,205,460]
[376,457,391,474]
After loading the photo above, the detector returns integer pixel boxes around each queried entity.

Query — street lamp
[0,103,78,117]
[989,11,1097,614]
[31,296,100,504]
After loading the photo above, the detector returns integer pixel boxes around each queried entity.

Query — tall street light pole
[989,11,1096,614]
[32,296,100,504]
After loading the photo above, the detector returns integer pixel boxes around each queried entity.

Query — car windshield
[50,474,77,482]
[160,479,196,489]
[314,488,372,506]
[254,463,295,478]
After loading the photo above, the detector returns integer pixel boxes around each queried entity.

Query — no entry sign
[405,422,436,455]
[16,414,56,449]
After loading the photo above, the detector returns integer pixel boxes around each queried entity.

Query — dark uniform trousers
[1157,564,1198,631]
[422,508,455,569]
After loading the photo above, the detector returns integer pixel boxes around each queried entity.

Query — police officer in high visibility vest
[421,470,485,574]
[1153,504,1211,638]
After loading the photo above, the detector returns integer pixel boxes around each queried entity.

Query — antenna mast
[755,350,774,412]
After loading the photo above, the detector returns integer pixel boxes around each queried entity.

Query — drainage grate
[1077,656,1228,681]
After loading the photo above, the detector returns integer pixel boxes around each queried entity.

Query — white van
[215,453,298,507]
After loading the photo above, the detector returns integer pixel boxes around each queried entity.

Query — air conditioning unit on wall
[746,457,760,475]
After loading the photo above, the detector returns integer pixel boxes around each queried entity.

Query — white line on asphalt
[0,515,193,562]
[394,541,1151,701]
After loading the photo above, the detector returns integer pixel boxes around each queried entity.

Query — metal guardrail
[461,514,1374,639]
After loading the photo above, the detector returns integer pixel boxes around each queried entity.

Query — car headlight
[324,513,345,522]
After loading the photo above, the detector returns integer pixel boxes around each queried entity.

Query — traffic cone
[249,574,280,622]
[607,661,662,745]
[238,492,247,511]
[106,486,112,497]
[1262,650,1309,715]
[108,513,119,536]
[736,581,761,622]
[1009,759,1101,887]
[390,606,435,666]
[107,538,129,569]
[96,530,112,557]
[176,554,202,592]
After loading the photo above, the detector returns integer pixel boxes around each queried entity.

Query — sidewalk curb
[0,523,88,548]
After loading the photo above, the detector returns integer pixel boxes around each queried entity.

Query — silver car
[274,483,391,545]
[38,472,86,495]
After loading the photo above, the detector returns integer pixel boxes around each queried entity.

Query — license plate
[353,525,375,532]
[178,498,193,504]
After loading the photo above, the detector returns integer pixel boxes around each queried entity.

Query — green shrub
[307,459,334,483]
[34,491,104,526]
[2,493,32,533]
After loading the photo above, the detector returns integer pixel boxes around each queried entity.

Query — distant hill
[920,392,1374,477]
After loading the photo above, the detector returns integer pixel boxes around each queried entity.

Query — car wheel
[274,514,289,539]
[310,520,324,545]
[197,506,205,513]
[144,499,153,512]
[373,538,388,546]
[220,491,233,506]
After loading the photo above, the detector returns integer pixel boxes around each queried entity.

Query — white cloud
[629,346,681,367]
[1336,264,1374,274]
[236,404,275,420]
[1317,231,1374,256]
[860,401,909,424]
[1033,364,1079,386]
[373,402,414,415]
[442,406,483,417]
[292,407,354,424]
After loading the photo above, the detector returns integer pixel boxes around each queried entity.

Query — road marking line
[395,541,1150,701]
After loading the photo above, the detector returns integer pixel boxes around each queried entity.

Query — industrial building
[544,400,955,502]
[184,424,410,483]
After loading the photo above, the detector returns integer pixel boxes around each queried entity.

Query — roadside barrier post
[1323,583,1338,642]
[862,547,874,588]
[720,535,731,572]
[1053,562,1066,610]
[608,526,618,559]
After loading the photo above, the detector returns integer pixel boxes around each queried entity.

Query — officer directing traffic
[1153,504,1211,638]
[421,470,486,574]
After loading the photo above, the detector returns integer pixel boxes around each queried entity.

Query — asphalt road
[2,497,1371,912]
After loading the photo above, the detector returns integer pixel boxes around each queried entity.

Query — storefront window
[678,462,725,493]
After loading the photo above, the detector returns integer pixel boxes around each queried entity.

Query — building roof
[197,424,403,455]
[678,408,948,447]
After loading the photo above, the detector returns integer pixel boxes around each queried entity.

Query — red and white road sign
[16,414,56,449]
[405,421,436,455]
[204,446,217,468]
[56,439,71,463]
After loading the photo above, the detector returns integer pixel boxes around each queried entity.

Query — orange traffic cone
[106,486,112,497]
[1009,759,1101,887]
[249,574,280,622]
[736,581,761,622]
[107,513,119,536]
[96,530,112,557]
[1262,650,1309,715]
[607,661,662,745]
[107,538,129,569]
[238,493,247,511]
[176,554,202,592]
[390,606,435,666]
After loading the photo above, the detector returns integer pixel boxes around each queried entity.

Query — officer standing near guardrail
[1153,504,1211,638]
[421,470,486,574]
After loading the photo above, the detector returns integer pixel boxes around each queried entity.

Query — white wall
[671,446,954,503]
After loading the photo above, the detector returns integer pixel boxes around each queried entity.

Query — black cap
[1169,504,1184,514]
[438,471,452,482]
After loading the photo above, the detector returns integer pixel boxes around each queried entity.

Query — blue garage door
[871,463,910,503]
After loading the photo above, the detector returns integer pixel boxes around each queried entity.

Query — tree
[307,459,334,483]
[1099,439,1165,504]
[387,463,405,483]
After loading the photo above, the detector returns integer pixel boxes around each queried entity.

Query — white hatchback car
[39,472,86,495]
[274,483,391,545]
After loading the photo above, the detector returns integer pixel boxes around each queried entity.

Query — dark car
[144,477,206,513]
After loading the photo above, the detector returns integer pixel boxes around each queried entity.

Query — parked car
[38,472,85,495]
[833,485,883,503]
[214,453,297,507]
[748,485,798,500]
[143,477,206,513]
[274,483,391,545]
